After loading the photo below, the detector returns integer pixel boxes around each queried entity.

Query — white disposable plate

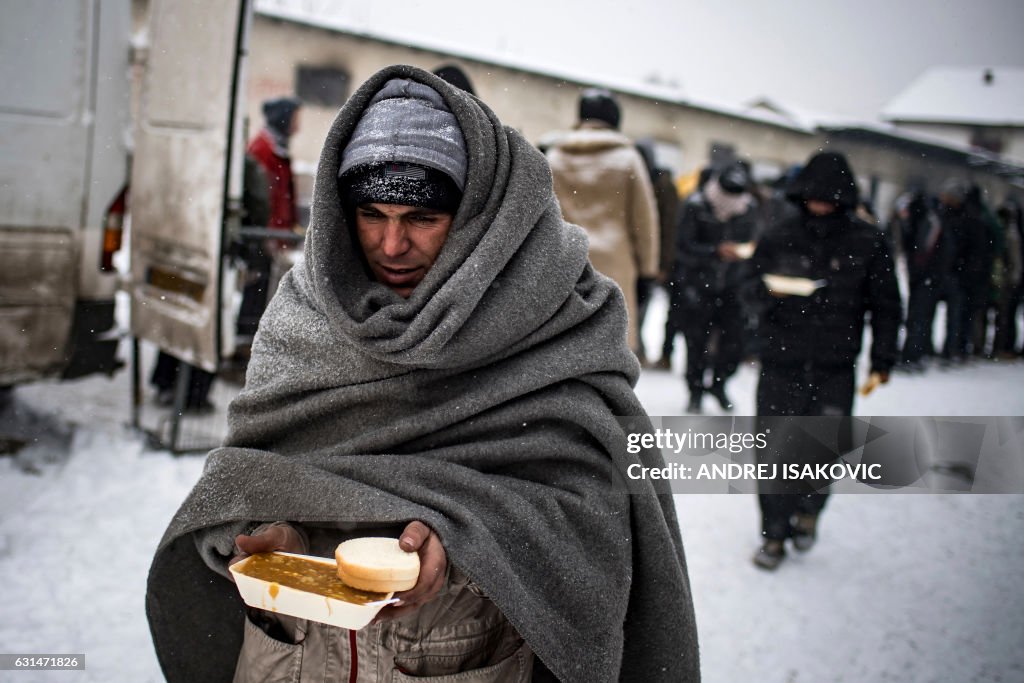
[733,242,756,260]
[230,551,398,630]
[762,273,827,296]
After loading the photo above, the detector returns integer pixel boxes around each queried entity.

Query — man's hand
[636,277,656,304]
[230,522,306,570]
[859,371,890,397]
[374,521,447,623]
[717,241,742,262]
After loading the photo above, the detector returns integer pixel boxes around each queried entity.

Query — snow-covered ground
[2,293,1023,682]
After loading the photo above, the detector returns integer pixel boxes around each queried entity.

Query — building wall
[245,16,1021,212]
[246,17,820,174]
[891,122,973,150]
[893,122,1024,165]
[1007,134,1024,163]
[818,137,1001,219]
[130,3,1022,219]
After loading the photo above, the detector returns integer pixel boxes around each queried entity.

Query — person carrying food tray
[146,65,699,682]
[745,151,901,570]
[669,160,761,414]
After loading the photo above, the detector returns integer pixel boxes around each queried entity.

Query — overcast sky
[259,0,1024,121]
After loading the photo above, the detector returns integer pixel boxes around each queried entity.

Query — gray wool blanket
[146,65,699,682]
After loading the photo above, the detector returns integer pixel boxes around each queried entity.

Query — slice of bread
[335,537,420,592]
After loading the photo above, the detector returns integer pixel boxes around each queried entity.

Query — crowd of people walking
[893,181,1023,369]
[546,89,1024,410]
[139,63,1024,682]
[543,88,1022,573]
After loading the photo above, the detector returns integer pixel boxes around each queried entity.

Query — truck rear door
[0,0,129,385]
[130,0,249,372]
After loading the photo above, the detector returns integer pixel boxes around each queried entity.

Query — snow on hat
[339,78,467,191]
[342,162,462,214]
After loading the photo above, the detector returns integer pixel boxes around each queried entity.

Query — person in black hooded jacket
[746,151,901,570]
[898,189,954,370]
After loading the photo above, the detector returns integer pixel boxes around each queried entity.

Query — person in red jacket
[248,97,301,230]
[236,97,302,348]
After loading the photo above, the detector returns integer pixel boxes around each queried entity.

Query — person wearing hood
[545,88,660,355]
[994,200,1023,356]
[897,189,954,371]
[933,179,988,363]
[146,66,699,682]
[963,184,1000,358]
[670,160,760,413]
[746,151,900,570]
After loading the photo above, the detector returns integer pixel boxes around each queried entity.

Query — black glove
[636,277,656,308]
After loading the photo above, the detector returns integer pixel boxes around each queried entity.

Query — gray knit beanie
[339,78,467,191]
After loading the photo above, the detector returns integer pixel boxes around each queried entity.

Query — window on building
[969,127,1004,155]
[295,65,349,108]
[651,140,683,177]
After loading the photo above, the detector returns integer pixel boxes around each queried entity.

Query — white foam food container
[230,551,398,630]
[733,242,756,260]
[762,273,827,297]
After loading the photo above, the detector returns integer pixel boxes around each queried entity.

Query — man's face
[805,199,838,216]
[354,203,454,298]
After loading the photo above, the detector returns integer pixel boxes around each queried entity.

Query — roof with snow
[253,1,814,135]
[252,3,1024,179]
[742,98,863,131]
[881,67,1024,127]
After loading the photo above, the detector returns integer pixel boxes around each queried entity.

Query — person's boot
[791,513,819,552]
[708,380,733,412]
[686,389,703,414]
[752,539,786,570]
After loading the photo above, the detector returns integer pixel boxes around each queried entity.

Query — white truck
[1,0,254,404]
[0,0,132,387]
